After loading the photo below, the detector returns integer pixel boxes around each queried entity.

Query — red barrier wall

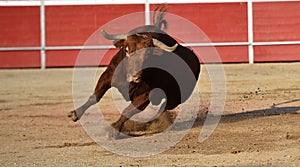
[0,2,300,68]
[253,1,300,42]
[151,3,248,42]
[45,4,144,67]
[151,3,248,63]
[253,1,300,62]
[0,6,40,68]
[0,51,40,68]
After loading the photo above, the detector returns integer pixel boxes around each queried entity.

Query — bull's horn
[101,29,127,40]
[152,38,178,52]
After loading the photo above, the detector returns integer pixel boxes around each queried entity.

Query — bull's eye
[125,47,130,57]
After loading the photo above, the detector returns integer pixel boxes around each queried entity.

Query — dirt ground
[0,63,299,166]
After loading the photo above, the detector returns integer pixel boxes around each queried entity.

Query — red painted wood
[253,1,300,42]
[254,45,300,62]
[45,4,144,67]
[0,6,40,68]
[0,6,40,47]
[0,3,300,68]
[151,3,248,43]
[150,3,249,63]
[46,49,118,67]
[0,51,40,68]
[46,4,145,46]
[193,46,248,63]
[253,1,300,62]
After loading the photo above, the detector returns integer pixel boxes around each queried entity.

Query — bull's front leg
[68,69,112,122]
[110,91,150,138]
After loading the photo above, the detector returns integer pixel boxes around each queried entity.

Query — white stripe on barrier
[182,42,250,47]
[45,45,115,50]
[145,0,151,25]
[0,47,41,51]
[40,0,46,69]
[247,0,254,64]
[253,41,300,46]
[1,40,300,52]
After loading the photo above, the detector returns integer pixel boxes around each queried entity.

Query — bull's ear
[113,39,125,48]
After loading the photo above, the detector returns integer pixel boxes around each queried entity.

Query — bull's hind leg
[110,93,150,138]
[68,70,112,122]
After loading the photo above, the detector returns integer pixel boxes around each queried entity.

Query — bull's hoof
[109,131,121,139]
[67,110,78,122]
[106,123,124,139]
[105,127,121,139]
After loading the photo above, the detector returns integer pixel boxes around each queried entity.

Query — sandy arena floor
[0,63,299,166]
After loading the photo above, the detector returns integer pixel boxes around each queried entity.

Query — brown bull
[68,7,201,138]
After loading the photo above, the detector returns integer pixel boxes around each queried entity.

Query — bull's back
[142,46,200,109]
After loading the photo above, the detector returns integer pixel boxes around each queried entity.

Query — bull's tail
[153,5,168,31]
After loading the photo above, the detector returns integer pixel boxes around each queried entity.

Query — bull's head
[101,27,178,83]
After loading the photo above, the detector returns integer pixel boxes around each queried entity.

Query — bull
[68,7,201,138]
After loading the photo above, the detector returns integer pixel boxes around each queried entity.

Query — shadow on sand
[193,99,300,127]
[120,100,300,137]
[220,106,300,123]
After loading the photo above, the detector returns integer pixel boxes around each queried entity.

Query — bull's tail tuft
[153,5,168,31]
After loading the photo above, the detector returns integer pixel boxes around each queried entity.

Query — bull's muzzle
[127,74,141,83]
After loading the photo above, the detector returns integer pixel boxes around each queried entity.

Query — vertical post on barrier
[247,0,254,64]
[40,0,46,69]
[145,0,150,25]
